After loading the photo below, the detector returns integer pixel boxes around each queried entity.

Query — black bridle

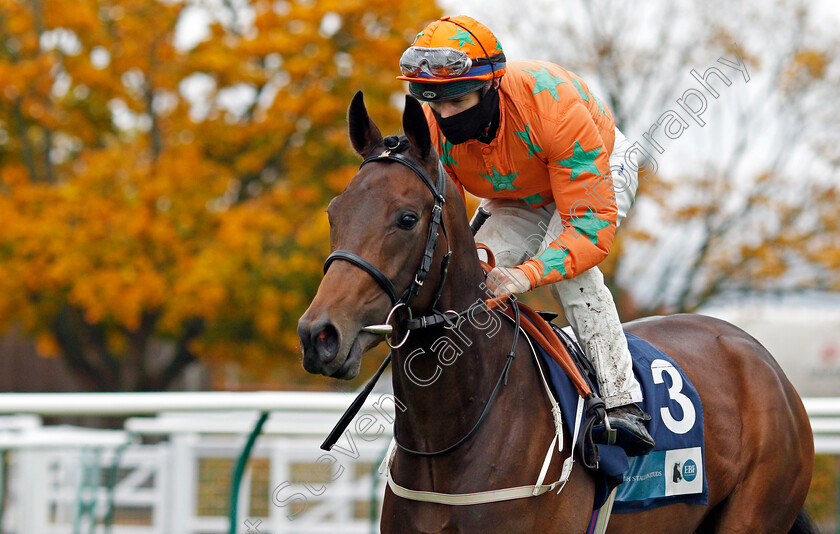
[320,136,521,458]
[323,136,451,346]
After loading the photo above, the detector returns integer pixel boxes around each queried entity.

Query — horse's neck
[391,316,512,447]
[386,215,565,501]
[388,293,560,496]
[389,228,520,452]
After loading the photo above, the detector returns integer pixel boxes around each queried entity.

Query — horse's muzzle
[298,316,342,375]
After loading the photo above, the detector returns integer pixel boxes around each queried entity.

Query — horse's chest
[384,503,514,534]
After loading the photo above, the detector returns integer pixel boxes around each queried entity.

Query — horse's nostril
[313,322,340,363]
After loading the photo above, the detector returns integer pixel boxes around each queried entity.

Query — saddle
[536,310,599,388]
[522,311,709,514]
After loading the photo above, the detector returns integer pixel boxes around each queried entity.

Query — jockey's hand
[486,266,532,300]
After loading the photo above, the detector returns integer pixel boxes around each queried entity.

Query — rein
[394,297,520,457]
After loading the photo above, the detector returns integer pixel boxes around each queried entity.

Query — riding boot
[594,403,655,456]
[549,266,655,456]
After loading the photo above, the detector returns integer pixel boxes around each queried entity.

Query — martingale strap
[393,297,520,457]
[380,327,586,506]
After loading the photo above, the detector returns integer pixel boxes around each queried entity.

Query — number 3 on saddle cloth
[526,315,708,512]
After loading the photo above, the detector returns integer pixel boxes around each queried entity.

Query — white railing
[0,392,398,534]
[0,393,836,534]
[0,391,371,416]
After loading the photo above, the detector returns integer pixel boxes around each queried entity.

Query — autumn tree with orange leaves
[0,0,440,391]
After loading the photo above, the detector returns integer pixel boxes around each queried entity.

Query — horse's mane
[382,134,411,153]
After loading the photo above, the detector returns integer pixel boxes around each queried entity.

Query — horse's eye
[396,211,419,230]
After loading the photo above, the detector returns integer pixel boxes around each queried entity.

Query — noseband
[323,136,451,347]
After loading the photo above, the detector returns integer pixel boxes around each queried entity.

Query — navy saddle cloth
[527,318,708,512]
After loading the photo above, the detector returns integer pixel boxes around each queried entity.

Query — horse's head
[298,91,461,379]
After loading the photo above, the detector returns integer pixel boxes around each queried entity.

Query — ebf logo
[682,459,698,482]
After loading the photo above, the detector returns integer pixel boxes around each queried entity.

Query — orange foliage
[0,0,441,390]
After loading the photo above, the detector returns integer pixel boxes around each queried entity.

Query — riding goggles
[400,47,476,79]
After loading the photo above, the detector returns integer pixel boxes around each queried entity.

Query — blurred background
[0,0,837,532]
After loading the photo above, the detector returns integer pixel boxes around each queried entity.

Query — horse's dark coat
[298,92,814,533]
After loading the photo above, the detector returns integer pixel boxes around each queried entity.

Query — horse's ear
[348,91,383,157]
[403,95,432,161]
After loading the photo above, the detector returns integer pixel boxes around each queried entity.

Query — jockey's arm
[514,102,617,290]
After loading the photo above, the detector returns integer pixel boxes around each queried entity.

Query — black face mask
[431,86,500,145]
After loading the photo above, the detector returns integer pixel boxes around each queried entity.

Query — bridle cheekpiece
[322,135,451,348]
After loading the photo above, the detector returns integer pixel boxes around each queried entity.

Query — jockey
[398,15,654,456]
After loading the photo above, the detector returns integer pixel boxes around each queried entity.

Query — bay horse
[297,91,815,533]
